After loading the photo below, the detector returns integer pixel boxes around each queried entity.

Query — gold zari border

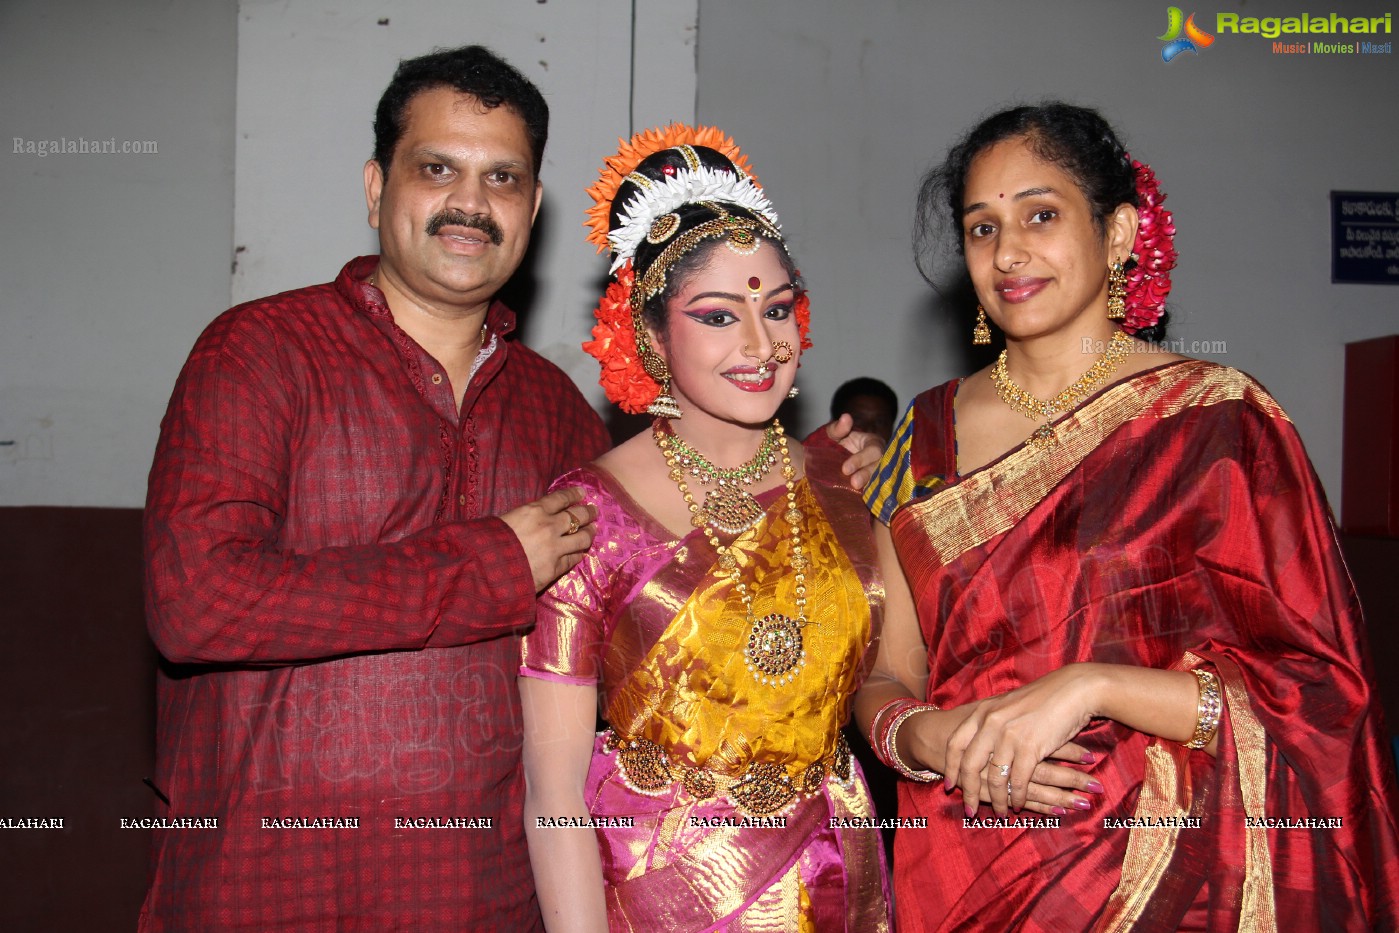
[898,363,1290,566]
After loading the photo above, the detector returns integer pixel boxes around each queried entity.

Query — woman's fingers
[963,754,1105,817]
[1030,761,1104,796]
[1047,741,1096,765]
[949,721,997,816]
[972,775,1102,817]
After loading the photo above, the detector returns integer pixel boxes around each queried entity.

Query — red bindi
[747,276,762,292]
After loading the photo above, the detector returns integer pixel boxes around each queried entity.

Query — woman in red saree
[857,103,1399,931]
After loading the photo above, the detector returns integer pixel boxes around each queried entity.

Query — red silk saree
[868,361,1399,931]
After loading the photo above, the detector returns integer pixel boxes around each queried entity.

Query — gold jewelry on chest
[654,419,811,685]
[989,329,1133,450]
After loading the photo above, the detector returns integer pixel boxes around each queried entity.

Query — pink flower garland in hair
[1123,159,1176,334]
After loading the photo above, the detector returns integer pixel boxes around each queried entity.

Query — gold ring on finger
[563,509,581,536]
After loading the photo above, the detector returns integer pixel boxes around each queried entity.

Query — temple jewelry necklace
[990,329,1133,451]
[654,419,810,685]
[660,422,780,534]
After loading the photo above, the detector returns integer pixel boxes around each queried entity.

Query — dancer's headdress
[582,125,811,414]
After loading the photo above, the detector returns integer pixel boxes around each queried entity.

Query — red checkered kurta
[141,256,610,931]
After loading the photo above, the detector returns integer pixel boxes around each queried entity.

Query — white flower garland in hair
[607,165,781,272]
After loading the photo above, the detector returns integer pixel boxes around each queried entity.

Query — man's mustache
[425,210,504,245]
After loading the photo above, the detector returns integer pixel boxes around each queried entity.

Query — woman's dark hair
[915,102,1168,341]
[373,45,548,175]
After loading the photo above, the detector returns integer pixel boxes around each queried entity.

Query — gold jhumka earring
[1107,260,1127,320]
[972,305,992,346]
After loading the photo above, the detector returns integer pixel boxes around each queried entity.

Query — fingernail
[1073,798,1092,810]
[1081,752,1096,764]
[965,805,975,818]
[1052,806,1068,816]
[1085,780,1104,794]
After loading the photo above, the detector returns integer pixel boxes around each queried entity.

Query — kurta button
[431,373,443,385]
[458,494,466,506]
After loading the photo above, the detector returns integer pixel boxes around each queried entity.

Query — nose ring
[744,344,771,377]
[772,341,794,365]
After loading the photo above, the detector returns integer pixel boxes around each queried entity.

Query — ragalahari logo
[1159,7,1216,61]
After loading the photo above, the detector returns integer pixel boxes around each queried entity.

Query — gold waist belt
[603,729,853,818]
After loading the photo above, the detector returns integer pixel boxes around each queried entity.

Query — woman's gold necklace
[654,419,810,686]
[660,422,779,534]
[989,329,1133,450]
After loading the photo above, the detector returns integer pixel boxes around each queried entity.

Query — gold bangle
[1183,668,1222,750]
[886,704,943,783]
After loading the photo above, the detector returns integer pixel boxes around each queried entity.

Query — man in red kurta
[141,46,610,930]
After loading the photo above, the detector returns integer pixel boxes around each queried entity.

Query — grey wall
[696,0,1398,505]
[231,0,698,407]
[3,0,1395,509]
[1,0,238,506]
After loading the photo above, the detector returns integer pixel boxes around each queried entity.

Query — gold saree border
[1096,743,1192,931]
[1215,653,1278,932]
[1096,651,1278,932]
[894,362,1290,566]
[605,802,826,932]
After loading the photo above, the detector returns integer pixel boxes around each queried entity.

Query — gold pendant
[701,484,763,535]
[1028,423,1058,451]
[744,612,806,684]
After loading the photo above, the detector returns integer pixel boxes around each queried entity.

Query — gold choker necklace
[654,419,810,686]
[990,330,1133,450]
[658,422,780,534]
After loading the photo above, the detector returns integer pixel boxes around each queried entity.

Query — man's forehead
[396,88,530,155]
[402,87,522,127]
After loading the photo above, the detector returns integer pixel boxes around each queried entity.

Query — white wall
[695,0,1398,505]
[3,0,1394,508]
[231,0,698,412]
[0,0,238,506]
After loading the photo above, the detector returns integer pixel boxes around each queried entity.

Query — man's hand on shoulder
[500,488,599,592]
[823,414,884,491]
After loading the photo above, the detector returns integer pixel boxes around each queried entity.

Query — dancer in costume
[520,127,891,931]
[858,102,1399,931]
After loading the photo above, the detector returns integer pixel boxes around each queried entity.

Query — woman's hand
[943,663,1105,817]
[903,702,1102,818]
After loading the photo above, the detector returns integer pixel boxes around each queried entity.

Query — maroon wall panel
[1343,335,1399,536]
[0,507,155,930]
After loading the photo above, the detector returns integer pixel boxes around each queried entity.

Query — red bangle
[872,698,942,782]
[868,697,908,749]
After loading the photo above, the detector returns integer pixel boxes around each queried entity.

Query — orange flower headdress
[581,124,812,414]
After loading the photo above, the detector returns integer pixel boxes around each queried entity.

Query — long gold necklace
[660,423,780,534]
[990,329,1133,450]
[654,419,810,686]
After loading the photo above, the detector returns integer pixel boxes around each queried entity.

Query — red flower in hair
[582,264,661,415]
[794,292,813,355]
[1123,159,1176,334]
